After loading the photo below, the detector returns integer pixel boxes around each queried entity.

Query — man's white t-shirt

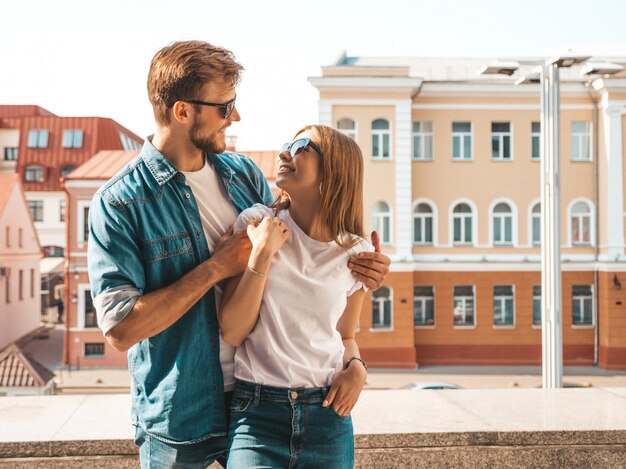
[232,204,373,388]
[181,157,239,391]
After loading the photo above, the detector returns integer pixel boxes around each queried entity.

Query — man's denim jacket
[88,139,273,443]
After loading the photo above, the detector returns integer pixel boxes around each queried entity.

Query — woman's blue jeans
[227,380,354,469]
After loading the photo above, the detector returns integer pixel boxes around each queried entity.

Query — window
[60,165,76,178]
[4,147,17,161]
[119,132,142,151]
[30,269,34,298]
[24,165,45,182]
[84,343,105,357]
[77,201,91,244]
[571,121,591,161]
[532,122,540,160]
[337,118,357,140]
[493,285,514,326]
[371,119,390,160]
[572,285,593,326]
[84,288,97,328]
[492,203,513,245]
[531,203,541,245]
[372,286,392,329]
[453,286,475,326]
[571,202,591,245]
[27,129,49,148]
[412,121,433,160]
[372,201,391,245]
[533,285,541,326]
[62,130,83,148]
[44,246,64,257]
[452,122,472,160]
[28,200,43,222]
[491,122,512,160]
[453,203,473,245]
[18,269,23,301]
[413,203,433,245]
[414,286,434,326]
[59,199,66,222]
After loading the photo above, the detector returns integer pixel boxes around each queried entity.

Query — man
[88,40,390,468]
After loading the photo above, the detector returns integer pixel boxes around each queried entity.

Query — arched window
[372,286,392,329]
[337,118,357,140]
[492,203,513,245]
[452,203,472,245]
[413,203,433,245]
[60,165,76,178]
[371,119,390,160]
[372,201,391,245]
[571,202,591,245]
[531,203,541,245]
[24,165,45,182]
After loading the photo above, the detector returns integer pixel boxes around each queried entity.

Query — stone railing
[2,388,626,468]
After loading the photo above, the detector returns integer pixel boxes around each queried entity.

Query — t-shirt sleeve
[233,204,274,233]
[346,238,375,296]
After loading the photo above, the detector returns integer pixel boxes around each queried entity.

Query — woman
[219,124,370,468]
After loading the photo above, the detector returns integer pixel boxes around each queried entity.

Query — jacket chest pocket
[142,232,195,286]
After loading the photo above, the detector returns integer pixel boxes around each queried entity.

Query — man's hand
[211,227,252,279]
[348,231,390,290]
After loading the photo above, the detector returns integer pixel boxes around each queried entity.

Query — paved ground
[17,323,626,392]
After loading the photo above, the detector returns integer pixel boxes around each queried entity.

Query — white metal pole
[541,63,563,388]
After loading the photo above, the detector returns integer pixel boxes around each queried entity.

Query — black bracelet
[344,356,367,372]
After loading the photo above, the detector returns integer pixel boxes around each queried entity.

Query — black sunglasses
[183,95,237,119]
[279,138,322,159]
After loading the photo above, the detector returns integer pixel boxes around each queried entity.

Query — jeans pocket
[330,406,351,420]
[230,396,253,413]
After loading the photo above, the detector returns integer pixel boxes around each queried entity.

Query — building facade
[0,174,42,350]
[0,105,142,258]
[310,55,626,369]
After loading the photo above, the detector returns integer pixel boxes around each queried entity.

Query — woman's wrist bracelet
[247,265,267,277]
[344,356,367,372]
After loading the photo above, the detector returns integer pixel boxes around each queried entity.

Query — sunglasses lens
[279,143,290,156]
[290,139,308,157]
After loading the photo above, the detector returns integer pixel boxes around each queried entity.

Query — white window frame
[77,200,91,247]
[63,129,84,148]
[25,165,45,183]
[412,121,433,160]
[28,200,44,222]
[489,199,517,247]
[493,285,515,328]
[532,285,542,328]
[491,122,513,161]
[77,283,98,329]
[572,285,594,327]
[371,119,392,160]
[412,199,437,246]
[27,129,49,148]
[528,200,541,247]
[453,285,476,328]
[337,118,357,141]
[531,122,541,160]
[567,198,595,247]
[452,122,472,160]
[371,286,393,331]
[571,121,592,162]
[414,286,435,328]
[449,199,477,246]
[372,201,392,246]
[84,343,105,358]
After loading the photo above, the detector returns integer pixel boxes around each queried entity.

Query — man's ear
[171,101,191,124]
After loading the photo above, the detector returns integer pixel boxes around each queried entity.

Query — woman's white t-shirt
[232,204,373,388]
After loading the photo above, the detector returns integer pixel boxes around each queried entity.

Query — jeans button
[290,391,298,399]
[185,193,191,199]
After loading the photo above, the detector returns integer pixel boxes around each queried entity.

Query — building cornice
[309,76,423,95]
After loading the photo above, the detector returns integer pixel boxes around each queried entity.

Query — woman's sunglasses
[278,138,322,159]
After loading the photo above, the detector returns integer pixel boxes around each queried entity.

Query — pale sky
[2,0,625,151]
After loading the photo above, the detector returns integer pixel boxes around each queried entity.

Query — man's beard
[189,119,226,154]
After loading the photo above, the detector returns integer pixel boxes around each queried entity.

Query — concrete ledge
[2,389,626,467]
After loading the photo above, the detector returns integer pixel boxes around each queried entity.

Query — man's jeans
[134,426,227,469]
[227,380,354,469]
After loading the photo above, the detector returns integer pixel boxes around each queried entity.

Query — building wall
[0,184,41,350]
[24,191,65,250]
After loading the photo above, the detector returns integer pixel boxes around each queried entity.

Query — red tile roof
[0,174,20,218]
[0,343,55,387]
[0,105,56,118]
[64,150,140,180]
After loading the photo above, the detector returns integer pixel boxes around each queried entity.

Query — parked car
[399,381,461,390]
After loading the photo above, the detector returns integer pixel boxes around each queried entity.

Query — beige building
[0,174,42,350]
[310,54,626,369]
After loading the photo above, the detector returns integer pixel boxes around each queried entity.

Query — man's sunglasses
[279,138,322,159]
[183,95,237,119]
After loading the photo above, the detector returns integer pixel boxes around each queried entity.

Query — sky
[2,0,625,151]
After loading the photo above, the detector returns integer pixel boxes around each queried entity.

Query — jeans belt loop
[254,383,262,405]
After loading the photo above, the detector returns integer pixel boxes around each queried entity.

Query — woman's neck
[288,196,332,242]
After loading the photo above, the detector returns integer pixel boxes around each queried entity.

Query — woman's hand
[322,360,367,417]
[247,217,289,271]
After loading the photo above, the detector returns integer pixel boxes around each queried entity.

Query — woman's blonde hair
[272,124,365,248]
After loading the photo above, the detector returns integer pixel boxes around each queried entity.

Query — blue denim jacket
[87,138,273,443]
